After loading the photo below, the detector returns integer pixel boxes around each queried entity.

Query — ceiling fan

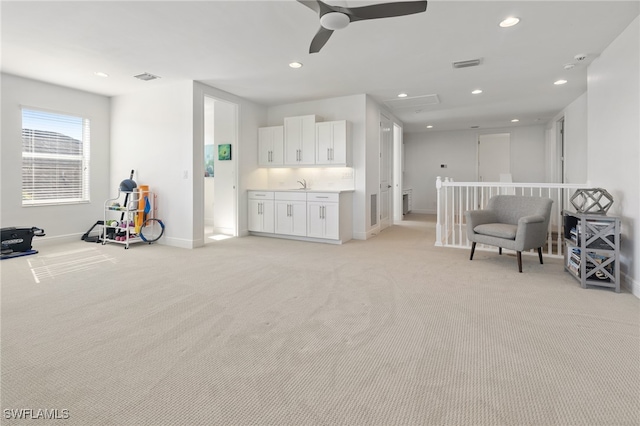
[297,0,428,53]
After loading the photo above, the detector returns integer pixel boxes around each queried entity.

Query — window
[22,108,90,205]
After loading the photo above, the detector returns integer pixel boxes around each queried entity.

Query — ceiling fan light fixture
[320,12,350,30]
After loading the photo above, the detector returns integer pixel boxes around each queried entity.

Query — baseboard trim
[622,272,639,298]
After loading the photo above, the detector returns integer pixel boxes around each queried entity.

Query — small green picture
[218,144,231,161]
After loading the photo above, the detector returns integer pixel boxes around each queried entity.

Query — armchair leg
[517,251,523,273]
[470,242,476,260]
[499,247,502,255]
[538,247,544,264]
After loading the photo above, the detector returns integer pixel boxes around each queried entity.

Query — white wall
[111,80,195,248]
[587,16,639,296]
[1,73,111,244]
[404,125,547,214]
[563,93,588,184]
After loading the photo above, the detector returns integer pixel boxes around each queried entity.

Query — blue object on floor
[1,249,38,260]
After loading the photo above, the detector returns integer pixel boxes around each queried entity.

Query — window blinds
[21,108,90,205]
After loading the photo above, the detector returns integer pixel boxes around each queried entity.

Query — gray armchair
[465,195,553,272]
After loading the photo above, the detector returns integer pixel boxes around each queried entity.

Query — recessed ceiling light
[426,125,433,129]
[397,93,408,98]
[289,62,303,69]
[94,72,109,78]
[499,17,520,28]
[511,119,520,123]
[471,89,483,95]
[554,79,568,85]
[563,63,576,70]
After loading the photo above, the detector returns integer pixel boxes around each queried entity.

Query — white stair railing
[435,177,591,258]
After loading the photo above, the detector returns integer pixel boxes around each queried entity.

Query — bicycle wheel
[139,218,165,243]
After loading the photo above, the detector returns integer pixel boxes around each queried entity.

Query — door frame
[202,95,239,241]
[379,113,393,231]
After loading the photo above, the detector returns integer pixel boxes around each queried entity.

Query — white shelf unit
[103,189,154,249]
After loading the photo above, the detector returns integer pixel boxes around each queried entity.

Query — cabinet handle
[316,196,329,199]
[327,148,330,160]
[322,206,325,219]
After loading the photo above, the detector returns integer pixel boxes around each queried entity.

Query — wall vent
[134,72,161,81]
[452,58,482,69]
[371,194,377,226]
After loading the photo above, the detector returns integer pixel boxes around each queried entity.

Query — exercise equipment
[1,226,45,259]
[139,218,165,243]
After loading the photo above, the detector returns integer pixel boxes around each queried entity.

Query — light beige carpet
[1,214,638,425]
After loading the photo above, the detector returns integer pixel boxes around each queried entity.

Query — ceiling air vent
[452,58,482,69]
[384,94,440,111]
[134,72,160,81]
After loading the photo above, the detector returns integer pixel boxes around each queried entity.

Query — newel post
[435,176,443,246]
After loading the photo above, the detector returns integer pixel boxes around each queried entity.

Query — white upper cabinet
[316,120,350,166]
[258,126,284,167]
[284,115,320,166]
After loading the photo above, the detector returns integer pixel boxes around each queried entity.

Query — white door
[478,133,510,182]
[379,114,393,230]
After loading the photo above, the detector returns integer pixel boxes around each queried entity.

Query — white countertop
[249,188,355,193]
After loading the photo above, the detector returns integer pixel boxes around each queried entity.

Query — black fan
[298,0,428,53]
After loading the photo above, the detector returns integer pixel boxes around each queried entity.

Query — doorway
[203,96,238,242]
[478,133,511,182]
[379,114,393,231]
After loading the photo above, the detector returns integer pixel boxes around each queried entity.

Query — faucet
[297,179,307,189]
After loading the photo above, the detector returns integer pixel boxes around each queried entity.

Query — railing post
[435,176,443,246]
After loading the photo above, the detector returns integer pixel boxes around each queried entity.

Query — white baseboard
[622,272,639,299]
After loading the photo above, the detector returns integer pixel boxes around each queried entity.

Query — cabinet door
[299,116,316,165]
[275,201,292,234]
[290,201,307,236]
[316,122,333,164]
[329,121,347,165]
[284,117,302,164]
[262,200,275,233]
[258,126,283,166]
[275,200,306,236]
[284,116,316,165]
[316,121,347,165]
[307,202,339,239]
[248,199,262,231]
[323,202,340,239]
[307,202,324,238]
[248,200,274,233]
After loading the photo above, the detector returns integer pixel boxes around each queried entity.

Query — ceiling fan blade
[309,26,334,53]
[296,0,321,14]
[347,1,428,22]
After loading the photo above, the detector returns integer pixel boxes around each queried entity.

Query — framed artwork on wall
[218,144,231,161]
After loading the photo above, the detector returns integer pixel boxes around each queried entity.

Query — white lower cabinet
[248,191,274,233]
[307,193,340,239]
[248,190,352,244]
[274,192,307,236]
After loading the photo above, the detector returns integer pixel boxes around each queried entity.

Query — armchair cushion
[474,223,517,240]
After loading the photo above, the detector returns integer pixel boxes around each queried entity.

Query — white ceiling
[2,1,639,133]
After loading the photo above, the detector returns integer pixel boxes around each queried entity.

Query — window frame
[21,107,91,206]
